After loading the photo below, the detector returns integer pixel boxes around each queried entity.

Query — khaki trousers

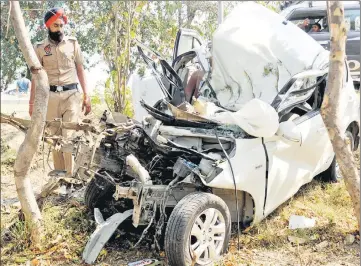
[46,90,82,176]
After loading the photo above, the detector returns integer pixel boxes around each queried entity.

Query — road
[1,92,30,119]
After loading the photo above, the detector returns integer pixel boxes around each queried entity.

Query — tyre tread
[164,192,231,266]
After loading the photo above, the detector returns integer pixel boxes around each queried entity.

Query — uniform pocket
[71,91,82,112]
[43,54,57,70]
[64,52,75,68]
[70,91,82,105]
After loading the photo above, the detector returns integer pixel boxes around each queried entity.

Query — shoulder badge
[44,44,52,56]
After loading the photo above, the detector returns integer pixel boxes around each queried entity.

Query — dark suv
[280,1,360,88]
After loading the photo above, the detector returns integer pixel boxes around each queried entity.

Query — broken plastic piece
[94,208,104,225]
[127,259,163,266]
[289,215,316,229]
[57,185,67,195]
[82,209,133,264]
[126,155,152,184]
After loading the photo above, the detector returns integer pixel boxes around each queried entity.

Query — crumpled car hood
[210,2,329,112]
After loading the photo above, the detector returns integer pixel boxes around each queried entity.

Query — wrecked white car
[82,3,360,265]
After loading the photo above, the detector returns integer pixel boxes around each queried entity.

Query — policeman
[30,7,91,177]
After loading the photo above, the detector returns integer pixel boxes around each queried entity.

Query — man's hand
[29,103,34,117]
[82,94,91,116]
[303,18,310,27]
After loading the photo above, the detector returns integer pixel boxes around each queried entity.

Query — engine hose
[214,129,240,251]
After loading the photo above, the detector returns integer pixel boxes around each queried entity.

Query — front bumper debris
[82,208,133,264]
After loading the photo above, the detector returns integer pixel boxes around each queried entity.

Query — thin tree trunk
[178,2,182,28]
[322,1,360,230]
[122,1,132,111]
[113,2,123,113]
[10,1,49,246]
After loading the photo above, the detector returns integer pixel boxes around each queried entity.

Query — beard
[48,29,64,42]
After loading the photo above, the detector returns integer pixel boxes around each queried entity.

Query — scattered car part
[127,259,164,266]
[288,215,316,229]
[82,209,133,264]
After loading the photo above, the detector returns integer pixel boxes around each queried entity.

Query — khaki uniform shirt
[34,36,84,86]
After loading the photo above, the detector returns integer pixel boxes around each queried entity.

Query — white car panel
[199,137,267,223]
[211,2,327,111]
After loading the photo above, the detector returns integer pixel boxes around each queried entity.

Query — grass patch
[1,138,16,167]
[1,180,359,265]
[1,198,96,266]
[1,157,359,265]
[219,179,359,265]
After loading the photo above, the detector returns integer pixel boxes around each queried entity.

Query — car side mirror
[276,120,302,143]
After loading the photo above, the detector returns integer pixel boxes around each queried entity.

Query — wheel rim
[335,134,353,180]
[189,208,226,265]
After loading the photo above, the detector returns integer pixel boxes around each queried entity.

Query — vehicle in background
[280,1,360,88]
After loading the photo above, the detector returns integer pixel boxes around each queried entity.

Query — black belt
[50,84,78,92]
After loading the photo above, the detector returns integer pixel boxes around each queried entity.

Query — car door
[262,75,332,216]
[172,28,204,62]
[171,29,208,102]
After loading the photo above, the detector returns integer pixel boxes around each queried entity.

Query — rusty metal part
[133,202,157,248]
[113,185,138,201]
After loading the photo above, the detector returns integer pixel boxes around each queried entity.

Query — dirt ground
[1,97,360,266]
[1,124,52,202]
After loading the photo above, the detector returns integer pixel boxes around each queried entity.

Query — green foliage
[256,1,281,13]
[0,1,66,89]
[1,1,280,113]
[122,86,135,118]
[90,88,102,107]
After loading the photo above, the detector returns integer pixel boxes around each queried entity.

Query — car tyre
[164,192,231,266]
[321,131,354,183]
[84,170,116,210]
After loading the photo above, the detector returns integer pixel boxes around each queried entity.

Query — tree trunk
[178,2,182,28]
[122,1,132,111]
[322,1,360,230]
[10,1,50,246]
[185,3,195,27]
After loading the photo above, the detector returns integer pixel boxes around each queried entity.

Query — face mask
[48,29,64,42]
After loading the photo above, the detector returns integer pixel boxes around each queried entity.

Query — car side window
[193,38,201,49]
[321,9,360,32]
[345,9,360,32]
[289,17,327,32]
